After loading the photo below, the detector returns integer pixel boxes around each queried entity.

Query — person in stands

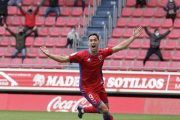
[74,0,85,11]
[164,0,179,23]
[143,25,172,65]
[19,2,40,38]
[4,24,37,62]
[0,16,3,26]
[8,0,21,7]
[0,0,9,25]
[66,27,79,48]
[136,0,147,8]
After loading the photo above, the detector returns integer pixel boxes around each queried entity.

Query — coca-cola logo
[47,96,91,112]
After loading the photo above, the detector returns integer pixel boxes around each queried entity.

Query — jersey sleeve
[69,52,82,63]
[102,47,113,57]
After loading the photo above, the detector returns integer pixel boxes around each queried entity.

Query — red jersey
[69,48,113,92]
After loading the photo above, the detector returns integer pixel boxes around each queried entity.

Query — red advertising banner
[168,75,180,91]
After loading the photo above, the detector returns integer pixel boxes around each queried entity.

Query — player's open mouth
[92,45,96,48]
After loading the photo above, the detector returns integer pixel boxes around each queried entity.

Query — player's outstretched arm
[40,47,70,63]
[112,26,143,54]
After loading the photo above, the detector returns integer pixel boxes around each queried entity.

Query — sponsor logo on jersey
[87,58,91,62]
[98,55,102,60]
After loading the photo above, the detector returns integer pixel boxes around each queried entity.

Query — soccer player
[40,26,143,120]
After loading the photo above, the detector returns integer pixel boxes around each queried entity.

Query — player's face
[88,35,100,52]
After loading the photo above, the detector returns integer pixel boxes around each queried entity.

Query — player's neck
[89,49,98,56]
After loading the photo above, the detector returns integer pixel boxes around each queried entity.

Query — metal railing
[113,4,118,27]
[104,24,108,48]
[109,14,113,38]
[118,0,126,17]
[88,4,92,26]
[93,0,97,15]
[83,14,87,36]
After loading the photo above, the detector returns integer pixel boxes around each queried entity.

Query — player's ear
[98,40,101,45]
[87,40,90,46]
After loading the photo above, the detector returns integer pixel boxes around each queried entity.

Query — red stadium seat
[162,51,171,60]
[52,48,62,55]
[84,7,93,16]
[144,61,155,71]
[143,8,154,17]
[63,48,73,56]
[106,54,113,59]
[145,29,155,38]
[8,6,17,15]
[150,19,161,28]
[61,27,71,37]
[43,0,49,6]
[39,27,50,36]
[154,8,166,17]
[44,59,57,69]
[116,18,127,27]
[45,37,56,47]
[126,0,136,7]
[159,0,168,7]
[137,50,147,60]
[159,40,164,49]
[140,18,150,27]
[167,62,179,72]
[45,17,55,26]
[75,27,84,36]
[129,39,141,49]
[10,58,22,68]
[169,29,180,39]
[132,8,143,17]
[36,17,45,26]
[0,37,11,46]
[128,18,139,27]
[107,39,118,47]
[33,0,41,5]
[123,28,133,38]
[17,7,27,15]
[50,27,61,37]
[11,16,22,26]
[0,27,5,36]
[174,0,180,6]
[39,48,50,58]
[111,28,123,38]
[56,38,67,47]
[38,7,47,16]
[125,50,136,60]
[79,17,89,26]
[72,7,83,16]
[67,17,78,27]
[121,8,132,17]
[25,37,34,47]
[58,0,65,6]
[164,40,176,50]
[159,29,169,38]
[61,7,72,16]
[172,51,180,61]
[88,0,98,6]
[141,39,150,49]
[177,9,180,18]
[173,19,180,28]
[147,0,158,7]
[56,17,67,26]
[156,62,167,71]
[5,47,15,57]
[162,19,173,28]
[176,40,180,50]
[5,27,17,36]
[102,60,109,70]
[27,48,39,57]
[139,29,146,38]
[113,50,125,60]
[131,61,144,71]
[108,60,120,70]
[65,0,74,6]
[34,37,45,47]
[120,61,132,71]
[22,59,33,68]
[0,58,10,68]
[22,0,33,6]
[33,59,45,69]
[2,16,11,25]
[0,47,5,57]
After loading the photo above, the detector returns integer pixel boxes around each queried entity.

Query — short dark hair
[154,29,159,33]
[88,33,99,40]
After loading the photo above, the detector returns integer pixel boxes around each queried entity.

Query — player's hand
[19,3,22,7]
[37,2,40,6]
[1,15,3,18]
[169,27,172,31]
[33,26,37,31]
[133,26,143,39]
[3,24,7,28]
[40,46,50,57]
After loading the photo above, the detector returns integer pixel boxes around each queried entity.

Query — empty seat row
[0,58,67,69]
[105,50,180,61]
[2,16,88,27]
[0,37,67,47]
[0,27,83,37]
[111,28,180,39]
[116,18,180,28]
[107,39,180,50]
[8,6,92,16]
[0,47,73,58]
[126,0,180,7]
[103,60,180,72]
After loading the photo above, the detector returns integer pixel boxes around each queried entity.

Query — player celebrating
[40,26,143,120]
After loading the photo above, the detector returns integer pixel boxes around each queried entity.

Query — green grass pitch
[1,111,180,120]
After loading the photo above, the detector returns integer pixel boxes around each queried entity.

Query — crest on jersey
[87,58,91,62]
[98,55,102,60]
